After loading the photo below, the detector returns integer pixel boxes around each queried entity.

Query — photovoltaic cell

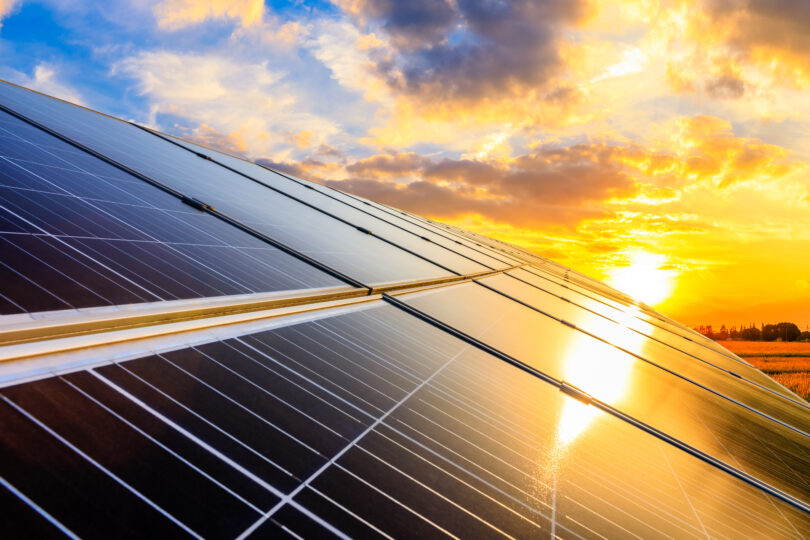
[330,191,525,267]
[0,110,347,315]
[394,282,810,505]
[0,303,806,538]
[0,81,455,288]
[166,135,512,274]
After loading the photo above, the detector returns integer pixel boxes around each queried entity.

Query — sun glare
[606,251,676,306]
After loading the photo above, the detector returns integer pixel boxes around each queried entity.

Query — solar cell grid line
[0,395,203,538]
[234,325,473,538]
[0,102,369,295]
[1,375,268,538]
[0,109,353,315]
[136,125,484,279]
[148,129,513,275]
[383,286,810,512]
[502,268,810,409]
[0,475,79,539]
[475,274,810,435]
[0,81,457,289]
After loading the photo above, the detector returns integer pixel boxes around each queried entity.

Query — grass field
[720,341,810,401]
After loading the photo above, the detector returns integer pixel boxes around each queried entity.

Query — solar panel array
[0,79,808,539]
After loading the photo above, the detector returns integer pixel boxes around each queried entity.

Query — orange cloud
[0,0,21,26]
[154,0,264,30]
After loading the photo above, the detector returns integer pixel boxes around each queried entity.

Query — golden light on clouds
[153,0,264,30]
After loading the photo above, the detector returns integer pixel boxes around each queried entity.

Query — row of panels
[2,302,807,538]
[388,281,810,505]
[0,81,523,303]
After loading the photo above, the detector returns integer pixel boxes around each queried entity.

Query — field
[720,341,810,400]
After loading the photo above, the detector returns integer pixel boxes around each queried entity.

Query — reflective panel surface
[508,267,803,400]
[1,303,806,538]
[0,110,346,315]
[395,282,810,505]
[0,82,454,287]
[480,272,810,426]
[169,136,511,274]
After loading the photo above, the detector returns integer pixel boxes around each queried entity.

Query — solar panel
[0,110,347,315]
[479,272,810,412]
[1,304,806,538]
[522,264,727,348]
[163,135,514,273]
[0,82,462,288]
[0,80,807,538]
[390,282,810,505]
[506,267,802,399]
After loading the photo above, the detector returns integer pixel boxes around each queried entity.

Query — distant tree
[776,322,801,342]
[762,324,778,341]
[716,324,729,341]
[741,326,762,341]
[800,331,810,342]
[730,326,740,340]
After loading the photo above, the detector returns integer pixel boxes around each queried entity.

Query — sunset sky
[1,0,809,327]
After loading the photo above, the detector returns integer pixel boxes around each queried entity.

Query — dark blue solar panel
[0,110,347,314]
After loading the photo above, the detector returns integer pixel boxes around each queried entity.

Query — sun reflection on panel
[555,323,641,446]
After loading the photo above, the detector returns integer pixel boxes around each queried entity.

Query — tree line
[693,322,810,342]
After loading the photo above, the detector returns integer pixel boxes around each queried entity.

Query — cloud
[0,0,21,27]
[333,0,597,131]
[649,0,810,98]
[337,0,457,50]
[303,19,392,101]
[12,63,85,105]
[113,50,339,160]
[153,0,264,30]
[265,114,808,239]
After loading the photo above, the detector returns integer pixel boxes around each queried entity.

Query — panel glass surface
[481,272,810,422]
[0,82,453,287]
[168,136,511,274]
[523,264,732,354]
[299,178,521,268]
[396,282,810,505]
[1,303,806,538]
[507,267,803,400]
[365,201,527,266]
[0,110,346,315]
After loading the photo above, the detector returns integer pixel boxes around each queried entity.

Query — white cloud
[114,50,340,160]
[303,19,391,102]
[12,64,85,105]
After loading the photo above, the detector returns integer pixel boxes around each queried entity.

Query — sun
[606,251,677,306]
